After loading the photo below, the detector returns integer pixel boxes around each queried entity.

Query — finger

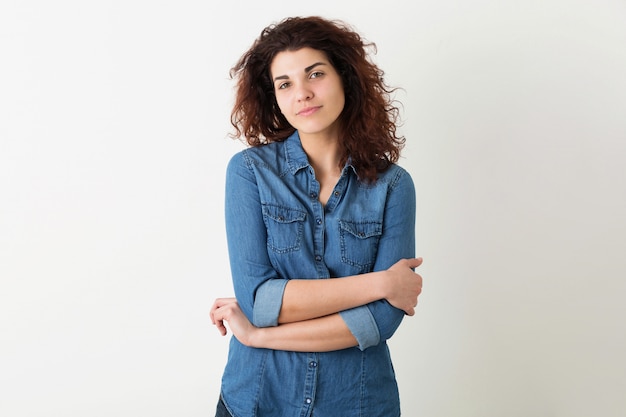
[213,297,237,308]
[216,319,227,336]
[212,307,229,336]
[209,302,222,325]
[404,257,423,269]
[210,297,238,323]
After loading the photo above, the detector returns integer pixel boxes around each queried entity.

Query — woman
[210,16,423,417]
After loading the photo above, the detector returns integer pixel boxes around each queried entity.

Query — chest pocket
[339,220,382,271]
[262,204,307,253]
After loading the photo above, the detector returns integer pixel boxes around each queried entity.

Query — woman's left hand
[210,297,258,347]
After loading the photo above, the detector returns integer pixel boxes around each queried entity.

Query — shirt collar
[284,131,310,174]
[284,130,357,176]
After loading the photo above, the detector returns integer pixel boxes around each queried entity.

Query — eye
[310,71,324,79]
[277,82,290,90]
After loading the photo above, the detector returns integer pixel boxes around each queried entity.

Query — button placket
[302,353,318,412]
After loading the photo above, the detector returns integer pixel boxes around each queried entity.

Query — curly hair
[229,16,405,182]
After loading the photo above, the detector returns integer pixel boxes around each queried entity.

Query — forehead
[270,47,330,77]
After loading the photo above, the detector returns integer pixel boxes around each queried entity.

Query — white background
[1,1,625,416]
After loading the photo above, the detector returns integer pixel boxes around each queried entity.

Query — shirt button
[309,361,317,368]
[310,192,318,199]
[315,255,322,262]
[334,191,340,196]
[305,398,312,404]
[316,218,322,225]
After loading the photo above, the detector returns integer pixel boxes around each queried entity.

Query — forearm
[278,271,388,324]
[253,313,358,352]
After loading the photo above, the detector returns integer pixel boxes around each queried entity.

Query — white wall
[1,1,625,416]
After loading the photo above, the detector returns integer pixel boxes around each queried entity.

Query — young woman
[210,16,423,417]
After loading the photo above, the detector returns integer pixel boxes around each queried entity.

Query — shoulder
[376,163,414,191]
[227,141,286,171]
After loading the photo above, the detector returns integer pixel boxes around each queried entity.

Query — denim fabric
[221,131,415,417]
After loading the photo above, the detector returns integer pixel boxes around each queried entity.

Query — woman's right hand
[210,297,259,347]
[384,258,423,316]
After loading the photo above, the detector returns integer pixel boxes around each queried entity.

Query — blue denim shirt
[220,131,416,417]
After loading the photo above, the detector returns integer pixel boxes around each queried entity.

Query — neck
[299,133,342,206]
[299,132,342,179]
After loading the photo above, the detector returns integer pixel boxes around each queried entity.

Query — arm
[221,160,420,351]
[211,256,422,352]
[277,261,422,324]
[338,168,419,348]
[226,153,420,328]
[211,298,358,352]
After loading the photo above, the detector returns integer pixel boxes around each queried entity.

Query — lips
[296,106,321,116]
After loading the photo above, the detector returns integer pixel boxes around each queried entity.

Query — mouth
[296,106,321,116]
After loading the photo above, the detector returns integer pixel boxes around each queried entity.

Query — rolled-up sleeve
[253,279,289,327]
[339,306,381,350]
[341,300,405,351]
[342,168,416,350]
[225,152,286,327]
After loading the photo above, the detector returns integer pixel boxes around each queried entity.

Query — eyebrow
[273,62,326,82]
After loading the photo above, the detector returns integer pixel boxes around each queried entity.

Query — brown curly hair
[229,16,405,182]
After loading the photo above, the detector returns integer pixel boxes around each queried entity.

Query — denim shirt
[220,131,416,417]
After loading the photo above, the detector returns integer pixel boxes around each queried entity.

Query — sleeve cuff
[252,279,289,327]
[339,306,381,351]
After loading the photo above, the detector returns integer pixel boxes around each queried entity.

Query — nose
[295,83,313,101]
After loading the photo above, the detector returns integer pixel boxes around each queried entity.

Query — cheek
[328,81,345,105]
[333,88,346,113]
[337,90,346,109]
[274,94,289,114]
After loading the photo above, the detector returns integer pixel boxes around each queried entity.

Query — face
[270,47,345,139]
